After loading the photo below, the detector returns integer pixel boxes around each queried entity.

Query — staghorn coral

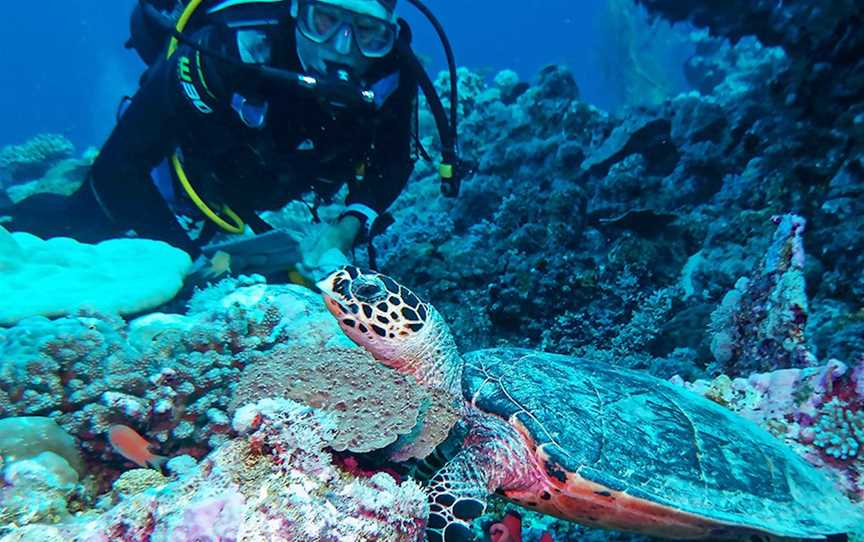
[0,134,74,185]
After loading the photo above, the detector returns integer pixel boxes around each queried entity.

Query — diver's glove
[294,216,360,284]
[295,246,350,284]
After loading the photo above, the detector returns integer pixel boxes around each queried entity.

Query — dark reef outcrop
[371,4,864,377]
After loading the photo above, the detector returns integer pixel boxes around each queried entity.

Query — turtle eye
[351,278,386,303]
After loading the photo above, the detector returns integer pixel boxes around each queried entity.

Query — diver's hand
[296,216,361,281]
[296,246,350,282]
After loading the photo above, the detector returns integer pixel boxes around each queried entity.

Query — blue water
[0,0,688,150]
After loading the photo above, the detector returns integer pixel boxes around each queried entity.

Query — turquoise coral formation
[812,398,864,462]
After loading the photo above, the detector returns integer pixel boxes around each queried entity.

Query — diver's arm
[343,77,418,235]
[89,30,232,255]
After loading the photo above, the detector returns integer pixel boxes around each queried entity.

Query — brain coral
[230,345,457,458]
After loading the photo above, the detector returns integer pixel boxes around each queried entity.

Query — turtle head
[318,266,462,394]
[318,266,431,360]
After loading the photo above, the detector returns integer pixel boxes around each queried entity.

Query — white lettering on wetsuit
[178,56,214,115]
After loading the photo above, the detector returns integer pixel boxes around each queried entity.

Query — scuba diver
[4,0,467,280]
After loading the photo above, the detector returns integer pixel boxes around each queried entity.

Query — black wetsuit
[6,3,417,256]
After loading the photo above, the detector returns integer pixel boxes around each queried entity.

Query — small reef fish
[108,425,167,469]
[208,250,232,277]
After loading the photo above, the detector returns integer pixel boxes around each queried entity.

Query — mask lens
[299,2,343,42]
[297,1,396,58]
[353,15,395,57]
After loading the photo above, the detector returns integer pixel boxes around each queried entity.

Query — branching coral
[0,134,74,184]
[812,398,864,462]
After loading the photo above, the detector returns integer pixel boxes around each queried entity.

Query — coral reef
[707,214,815,375]
[1,398,427,541]
[0,417,84,474]
[231,344,459,459]
[370,44,864,374]
[0,134,74,186]
[4,2,864,537]
[0,279,349,464]
[0,451,83,529]
[0,277,453,491]
[5,150,95,204]
[633,0,863,62]
[0,244,860,540]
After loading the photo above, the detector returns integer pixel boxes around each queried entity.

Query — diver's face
[296,26,371,77]
[295,0,396,77]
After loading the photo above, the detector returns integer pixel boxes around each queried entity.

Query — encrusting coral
[230,344,459,459]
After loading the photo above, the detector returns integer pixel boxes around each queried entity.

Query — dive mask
[296,0,397,58]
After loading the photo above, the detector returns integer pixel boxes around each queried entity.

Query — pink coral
[167,491,244,541]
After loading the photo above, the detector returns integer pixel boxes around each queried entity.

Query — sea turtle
[317,266,864,542]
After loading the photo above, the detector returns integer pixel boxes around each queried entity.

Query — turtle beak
[316,269,343,300]
[318,269,351,318]
[316,277,336,298]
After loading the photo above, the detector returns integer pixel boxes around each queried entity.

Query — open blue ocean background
[0,0,691,149]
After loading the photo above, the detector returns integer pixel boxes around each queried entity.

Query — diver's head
[292,0,398,79]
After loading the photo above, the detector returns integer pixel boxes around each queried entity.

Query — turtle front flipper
[426,450,489,542]
[426,413,539,542]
